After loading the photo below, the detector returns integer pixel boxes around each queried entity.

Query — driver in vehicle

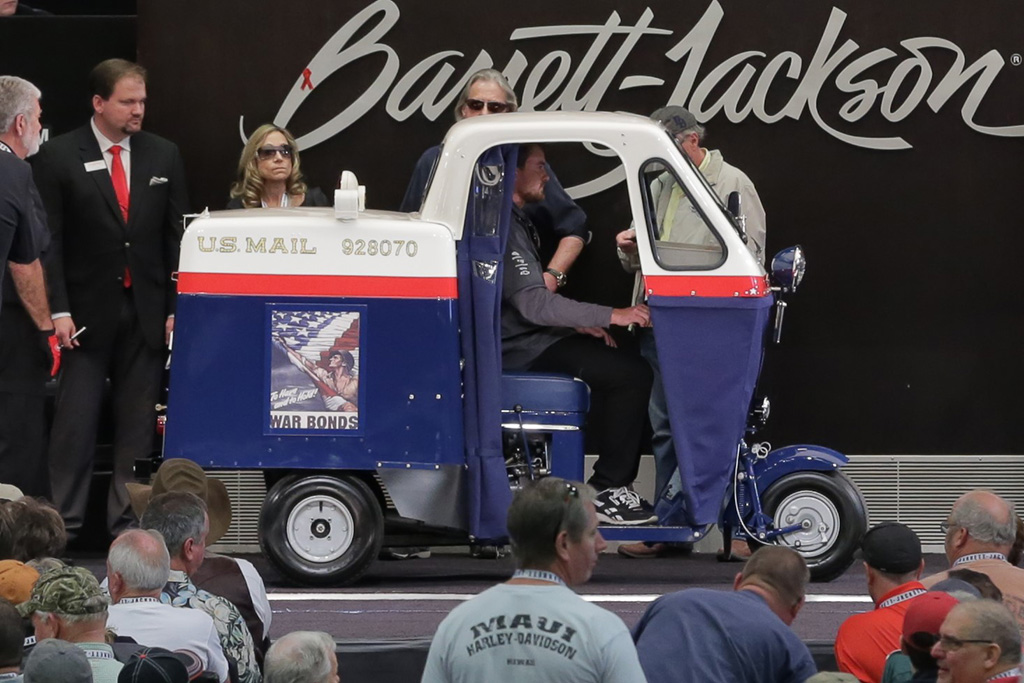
[502,143,656,526]
[616,106,768,555]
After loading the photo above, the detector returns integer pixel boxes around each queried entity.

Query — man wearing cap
[22,638,94,683]
[922,490,1024,629]
[139,491,260,683]
[835,522,927,683]
[881,591,961,683]
[615,105,767,559]
[106,529,229,683]
[18,565,123,682]
[128,458,271,664]
[930,600,1022,683]
[0,598,25,681]
[118,646,200,683]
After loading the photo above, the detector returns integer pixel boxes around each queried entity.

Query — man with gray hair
[930,599,1022,683]
[106,529,229,682]
[264,632,338,683]
[632,546,817,683]
[18,565,122,682]
[141,491,260,683]
[615,104,767,559]
[0,75,59,499]
[923,490,1024,629]
[421,477,646,682]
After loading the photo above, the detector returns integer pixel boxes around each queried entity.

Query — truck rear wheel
[260,474,383,586]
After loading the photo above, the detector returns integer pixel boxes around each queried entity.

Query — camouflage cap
[17,565,109,617]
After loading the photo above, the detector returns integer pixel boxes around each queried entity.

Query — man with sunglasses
[400,68,589,294]
[922,490,1024,630]
[32,58,189,542]
[930,600,1021,683]
[421,477,646,683]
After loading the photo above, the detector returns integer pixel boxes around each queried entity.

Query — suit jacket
[31,123,189,350]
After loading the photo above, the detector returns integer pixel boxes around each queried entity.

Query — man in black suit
[32,58,189,539]
[0,75,59,497]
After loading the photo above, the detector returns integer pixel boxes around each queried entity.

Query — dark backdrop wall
[7,1,1024,456]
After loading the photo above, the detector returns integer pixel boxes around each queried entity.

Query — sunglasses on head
[465,99,510,113]
[256,145,293,160]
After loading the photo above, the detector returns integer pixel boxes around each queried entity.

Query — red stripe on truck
[177,272,459,299]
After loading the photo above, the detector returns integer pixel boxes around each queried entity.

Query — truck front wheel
[260,474,383,586]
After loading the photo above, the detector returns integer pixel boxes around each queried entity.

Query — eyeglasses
[256,145,293,161]
[552,482,580,541]
[936,634,994,651]
[465,99,510,114]
[939,520,956,534]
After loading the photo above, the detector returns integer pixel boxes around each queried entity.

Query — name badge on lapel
[83,160,106,173]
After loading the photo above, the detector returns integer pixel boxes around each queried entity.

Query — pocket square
[149,176,168,186]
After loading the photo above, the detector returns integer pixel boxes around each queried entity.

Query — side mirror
[727,191,747,244]
[770,245,806,292]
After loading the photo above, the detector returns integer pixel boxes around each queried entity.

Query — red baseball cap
[903,592,960,650]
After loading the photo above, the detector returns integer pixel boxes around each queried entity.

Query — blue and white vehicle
[165,112,867,584]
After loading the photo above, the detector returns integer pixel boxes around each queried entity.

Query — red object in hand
[40,330,61,377]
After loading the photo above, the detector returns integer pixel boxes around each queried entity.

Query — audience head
[901,591,961,672]
[128,459,232,545]
[0,75,42,158]
[7,497,66,562]
[19,566,109,641]
[229,124,309,208]
[264,631,339,683]
[859,522,924,595]
[107,529,171,602]
[945,569,1003,602]
[23,637,93,683]
[506,478,604,585]
[513,143,548,206]
[734,546,809,625]
[139,491,209,575]
[1007,513,1024,566]
[931,599,1021,683]
[118,647,196,683]
[0,598,23,672]
[944,491,1016,563]
[0,560,39,606]
[453,68,517,121]
[89,58,147,141]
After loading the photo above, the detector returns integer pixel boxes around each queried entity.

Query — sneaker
[594,487,658,525]
[379,547,431,560]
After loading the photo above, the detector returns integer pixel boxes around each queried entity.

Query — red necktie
[110,144,130,222]
[110,145,132,287]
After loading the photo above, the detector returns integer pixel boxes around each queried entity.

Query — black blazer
[31,124,189,350]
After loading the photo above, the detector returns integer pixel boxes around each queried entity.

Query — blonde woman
[227,124,327,208]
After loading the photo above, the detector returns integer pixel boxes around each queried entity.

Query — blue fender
[721,444,849,530]
[753,444,850,492]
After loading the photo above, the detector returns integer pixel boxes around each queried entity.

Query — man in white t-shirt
[421,477,646,683]
[105,528,229,683]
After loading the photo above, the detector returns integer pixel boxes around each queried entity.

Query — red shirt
[835,581,927,683]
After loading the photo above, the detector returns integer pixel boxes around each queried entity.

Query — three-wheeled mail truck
[165,112,867,584]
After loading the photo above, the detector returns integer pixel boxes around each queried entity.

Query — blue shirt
[632,588,817,683]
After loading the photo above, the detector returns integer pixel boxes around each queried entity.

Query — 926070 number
[341,238,418,257]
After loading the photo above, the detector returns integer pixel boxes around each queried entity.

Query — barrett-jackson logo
[242,0,1022,194]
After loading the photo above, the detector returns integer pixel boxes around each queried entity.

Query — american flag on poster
[268,309,361,432]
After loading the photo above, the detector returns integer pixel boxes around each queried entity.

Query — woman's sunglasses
[257,145,293,160]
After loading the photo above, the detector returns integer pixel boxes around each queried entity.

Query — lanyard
[954,553,1007,566]
[512,569,565,586]
[989,668,1021,681]
[879,588,926,609]
[119,597,159,604]
[82,649,115,660]
[0,141,12,155]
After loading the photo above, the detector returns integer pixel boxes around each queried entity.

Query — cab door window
[641,161,725,269]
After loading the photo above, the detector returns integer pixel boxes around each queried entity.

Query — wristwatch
[545,268,567,289]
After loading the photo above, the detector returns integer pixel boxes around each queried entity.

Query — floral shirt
[162,569,261,683]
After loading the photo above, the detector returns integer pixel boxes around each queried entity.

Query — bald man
[922,490,1024,629]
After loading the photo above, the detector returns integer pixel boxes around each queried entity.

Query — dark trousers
[0,302,50,498]
[48,291,163,537]
[530,334,653,490]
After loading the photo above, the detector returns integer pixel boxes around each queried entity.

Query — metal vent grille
[843,455,1024,552]
[207,470,266,552]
